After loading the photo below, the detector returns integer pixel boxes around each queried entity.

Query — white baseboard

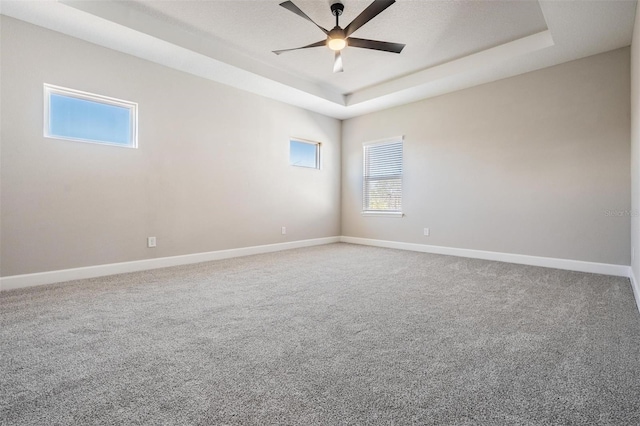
[0,237,340,291]
[339,236,630,278]
[629,268,640,314]
[2,236,636,299]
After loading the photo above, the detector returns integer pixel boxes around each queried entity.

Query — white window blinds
[363,139,403,213]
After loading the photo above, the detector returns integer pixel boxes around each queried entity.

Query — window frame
[43,83,138,149]
[289,138,321,170]
[362,136,404,217]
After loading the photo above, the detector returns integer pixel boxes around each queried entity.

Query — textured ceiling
[1,0,636,119]
[126,0,548,94]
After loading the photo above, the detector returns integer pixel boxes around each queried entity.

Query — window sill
[361,211,404,218]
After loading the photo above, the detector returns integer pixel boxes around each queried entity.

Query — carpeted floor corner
[1,243,639,425]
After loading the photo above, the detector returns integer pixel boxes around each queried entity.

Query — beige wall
[0,16,633,277]
[342,48,631,265]
[632,6,640,279]
[0,17,341,277]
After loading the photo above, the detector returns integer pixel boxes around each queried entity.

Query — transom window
[44,84,138,148]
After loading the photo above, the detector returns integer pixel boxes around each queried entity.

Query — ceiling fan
[273,0,405,73]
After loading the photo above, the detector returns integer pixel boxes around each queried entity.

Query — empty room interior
[2,0,640,424]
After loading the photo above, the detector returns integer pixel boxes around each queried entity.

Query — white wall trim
[629,268,640,314]
[340,236,630,278]
[0,237,340,291]
[3,236,638,306]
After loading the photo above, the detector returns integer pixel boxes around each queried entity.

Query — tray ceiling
[1,0,636,119]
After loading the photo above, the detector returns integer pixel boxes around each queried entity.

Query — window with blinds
[363,138,403,215]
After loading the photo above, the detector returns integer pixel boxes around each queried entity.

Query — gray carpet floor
[1,243,640,425]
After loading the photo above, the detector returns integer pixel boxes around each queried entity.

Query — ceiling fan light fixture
[327,37,347,51]
[327,26,347,51]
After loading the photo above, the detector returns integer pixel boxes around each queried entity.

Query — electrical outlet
[423,228,430,236]
[147,237,156,248]
[281,227,287,235]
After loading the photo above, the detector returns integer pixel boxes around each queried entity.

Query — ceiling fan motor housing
[329,27,346,39]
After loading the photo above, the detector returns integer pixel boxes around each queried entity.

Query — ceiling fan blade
[347,37,405,54]
[344,0,395,37]
[333,51,344,73]
[273,40,327,55]
[279,1,329,35]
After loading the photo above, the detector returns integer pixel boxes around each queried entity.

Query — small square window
[290,139,320,169]
[44,84,138,148]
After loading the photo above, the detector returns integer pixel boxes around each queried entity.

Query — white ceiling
[1,0,636,119]
[126,0,548,94]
